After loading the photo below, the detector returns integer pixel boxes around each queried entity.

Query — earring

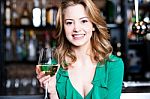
[92,28,95,31]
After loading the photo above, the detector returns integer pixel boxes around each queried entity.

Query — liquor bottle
[103,0,116,23]
[144,0,150,3]
[12,0,20,26]
[46,6,58,26]
[128,49,142,74]
[24,30,30,60]
[20,2,31,26]
[128,0,134,3]
[16,29,24,60]
[116,42,122,57]
[32,0,41,27]
[50,29,57,48]
[144,12,150,40]
[28,30,37,61]
[115,5,123,24]
[128,9,142,40]
[41,0,46,27]
[146,33,150,40]
[53,7,58,26]
[5,28,13,61]
[5,0,11,26]
[143,12,149,23]
[112,39,122,57]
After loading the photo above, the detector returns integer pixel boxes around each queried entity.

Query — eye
[81,19,88,24]
[66,21,73,25]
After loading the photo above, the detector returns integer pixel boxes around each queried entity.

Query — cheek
[84,25,93,35]
[64,27,73,40]
[64,25,73,35]
[84,22,93,30]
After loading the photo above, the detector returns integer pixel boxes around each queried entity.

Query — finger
[36,71,45,79]
[51,74,56,79]
[39,74,50,82]
[36,65,41,74]
[47,76,57,93]
[39,75,51,87]
[47,75,56,87]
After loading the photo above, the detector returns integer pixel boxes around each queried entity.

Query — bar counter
[1,93,150,99]
[1,81,150,99]
[0,95,43,99]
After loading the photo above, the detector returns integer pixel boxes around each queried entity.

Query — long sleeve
[105,58,124,99]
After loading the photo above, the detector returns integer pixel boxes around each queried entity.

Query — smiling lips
[72,34,85,40]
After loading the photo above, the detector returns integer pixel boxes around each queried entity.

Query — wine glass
[38,47,58,99]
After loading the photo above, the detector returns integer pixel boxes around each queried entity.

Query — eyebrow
[65,17,89,21]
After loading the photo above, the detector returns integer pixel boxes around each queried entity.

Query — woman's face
[63,4,93,47]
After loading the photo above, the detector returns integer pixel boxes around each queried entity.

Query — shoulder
[106,54,124,70]
[108,54,124,65]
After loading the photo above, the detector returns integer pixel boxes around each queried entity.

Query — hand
[36,65,57,94]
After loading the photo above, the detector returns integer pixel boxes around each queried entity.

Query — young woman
[36,0,124,99]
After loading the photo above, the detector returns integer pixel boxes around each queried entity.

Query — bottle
[53,7,58,26]
[16,29,24,60]
[144,12,150,40]
[46,6,58,26]
[20,2,31,26]
[128,9,142,40]
[104,0,116,23]
[128,0,134,3]
[143,12,149,24]
[41,0,46,27]
[116,42,122,57]
[5,28,13,61]
[32,0,41,27]
[115,5,123,24]
[128,49,142,74]
[5,0,11,26]
[12,0,20,26]
[28,30,37,61]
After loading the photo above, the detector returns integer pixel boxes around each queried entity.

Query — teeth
[73,34,85,38]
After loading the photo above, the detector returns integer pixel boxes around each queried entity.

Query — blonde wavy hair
[55,0,113,69]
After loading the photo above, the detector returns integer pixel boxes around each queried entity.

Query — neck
[71,44,92,59]
[70,44,97,69]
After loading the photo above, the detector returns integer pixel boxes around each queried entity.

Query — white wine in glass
[38,47,58,99]
[40,64,58,76]
[38,48,58,76]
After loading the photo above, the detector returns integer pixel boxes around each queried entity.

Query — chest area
[68,66,96,97]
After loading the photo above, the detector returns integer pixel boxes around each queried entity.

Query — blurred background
[0,0,150,98]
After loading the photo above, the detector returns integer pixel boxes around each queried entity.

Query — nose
[73,22,81,32]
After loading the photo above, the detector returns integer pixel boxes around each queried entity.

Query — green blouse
[56,55,124,99]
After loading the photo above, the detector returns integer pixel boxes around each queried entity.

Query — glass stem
[44,83,48,99]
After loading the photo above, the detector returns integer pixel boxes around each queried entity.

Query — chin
[71,42,90,48]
